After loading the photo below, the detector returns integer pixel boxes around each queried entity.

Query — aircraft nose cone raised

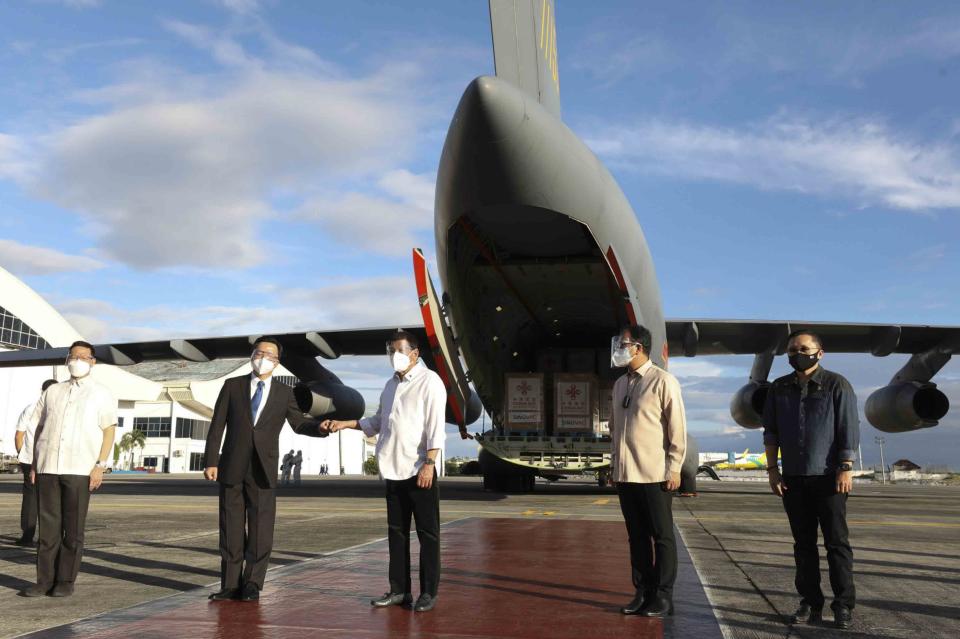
[459,75,526,143]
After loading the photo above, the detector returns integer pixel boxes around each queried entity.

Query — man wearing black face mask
[762,330,859,630]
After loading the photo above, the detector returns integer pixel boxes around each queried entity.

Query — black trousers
[36,474,91,587]
[617,481,677,597]
[219,459,276,590]
[385,472,440,596]
[782,474,855,610]
[20,463,38,541]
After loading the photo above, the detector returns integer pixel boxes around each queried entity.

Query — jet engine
[293,381,365,422]
[865,382,949,433]
[729,381,770,429]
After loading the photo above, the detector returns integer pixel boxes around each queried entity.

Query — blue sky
[1,1,958,465]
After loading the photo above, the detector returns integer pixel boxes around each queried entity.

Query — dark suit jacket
[204,375,319,488]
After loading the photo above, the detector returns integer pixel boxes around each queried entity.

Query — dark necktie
[251,380,264,425]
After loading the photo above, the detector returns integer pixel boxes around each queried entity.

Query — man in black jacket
[763,330,859,629]
[203,336,323,601]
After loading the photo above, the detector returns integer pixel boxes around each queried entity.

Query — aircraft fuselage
[435,76,666,425]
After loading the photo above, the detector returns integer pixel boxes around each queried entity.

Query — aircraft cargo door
[413,248,474,439]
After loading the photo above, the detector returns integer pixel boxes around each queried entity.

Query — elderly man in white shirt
[13,378,58,547]
[324,330,447,613]
[21,341,117,598]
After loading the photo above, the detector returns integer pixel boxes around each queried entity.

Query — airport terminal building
[0,266,374,476]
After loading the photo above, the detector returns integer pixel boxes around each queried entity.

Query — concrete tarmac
[0,474,958,638]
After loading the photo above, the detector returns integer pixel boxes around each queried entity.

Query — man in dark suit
[203,336,324,602]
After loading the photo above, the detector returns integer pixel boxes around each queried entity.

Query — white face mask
[610,335,639,368]
[391,351,412,373]
[67,359,92,379]
[251,357,277,376]
[611,348,634,368]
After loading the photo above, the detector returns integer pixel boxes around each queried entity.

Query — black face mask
[788,352,820,372]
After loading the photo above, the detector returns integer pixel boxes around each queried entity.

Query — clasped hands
[319,419,351,435]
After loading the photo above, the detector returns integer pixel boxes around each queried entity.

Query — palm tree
[119,429,147,470]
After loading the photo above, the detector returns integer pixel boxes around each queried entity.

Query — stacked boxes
[503,373,545,433]
[554,373,600,434]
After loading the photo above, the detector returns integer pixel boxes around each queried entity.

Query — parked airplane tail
[489,0,560,118]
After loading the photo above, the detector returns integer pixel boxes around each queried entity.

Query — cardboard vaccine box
[503,373,545,432]
[553,373,600,433]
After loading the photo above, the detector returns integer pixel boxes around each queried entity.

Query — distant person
[280,450,294,486]
[292,450,303,486]
[763,330,859,629]
[21,342,117,598]
[323,330,446,613]
[13,379,58,547]
[203,337,325,602]
[609,325,687,618]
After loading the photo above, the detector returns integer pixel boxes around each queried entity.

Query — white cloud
[44,37,143,64]
[0,239,105,275]
[163,20,259,69]
[297,170,435,256]
[668,359,728,378]
[53,275,420,343]
[587,115,960,211]
[0,134,31,181]
[212,0,260,15]
[29,57,419,269]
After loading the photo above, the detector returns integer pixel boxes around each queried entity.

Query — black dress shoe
[639,595,674,617]
[790,601,822,624]
[208,588,239,601]
[239,582,260,601]
[14,537,36,548]
[413,593,437,612]
[621,591,653,615]
[371,592,412,607]
[832,605,853,629]
[49,583,75,597]
[20,584,50,597]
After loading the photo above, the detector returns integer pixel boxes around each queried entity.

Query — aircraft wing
[665,320,960,357]
[0,326,427,368]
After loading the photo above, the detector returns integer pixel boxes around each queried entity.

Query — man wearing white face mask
[609,325,687,618]
[21,341,117,598]
[203,337,325,602]
[323,330,447,613]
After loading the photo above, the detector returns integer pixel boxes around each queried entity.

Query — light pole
[875,436,887,484]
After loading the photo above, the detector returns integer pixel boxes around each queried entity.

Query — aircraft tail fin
[489,0,560,118]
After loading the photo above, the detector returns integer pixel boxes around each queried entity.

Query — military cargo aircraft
[1,0,957,491]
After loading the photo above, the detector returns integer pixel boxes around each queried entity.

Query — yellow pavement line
[591,498,610,505]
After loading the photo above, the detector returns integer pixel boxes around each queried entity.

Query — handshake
[318,419,354,436]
